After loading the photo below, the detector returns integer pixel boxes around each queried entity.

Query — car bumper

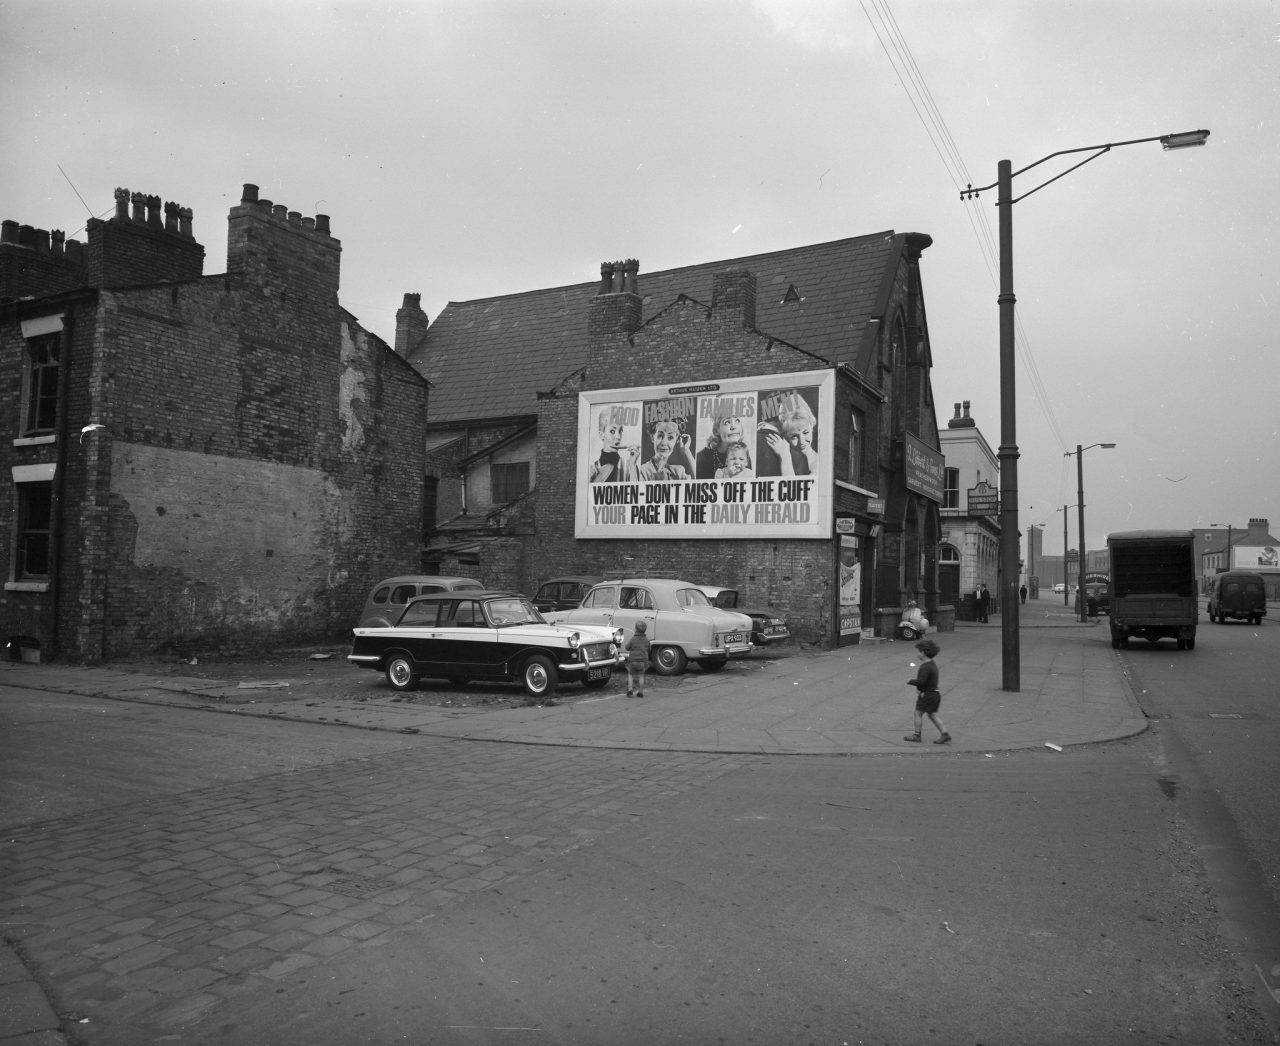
[558,652,625,673]
[698,641,753,658]
[753,628,790,644]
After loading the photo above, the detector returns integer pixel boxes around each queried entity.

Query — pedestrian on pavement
[976,584,991,623]
[625,621,651,697]
[1019,584,1028,605]
[904,638,951,745]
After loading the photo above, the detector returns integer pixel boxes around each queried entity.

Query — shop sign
[904,433,944,503]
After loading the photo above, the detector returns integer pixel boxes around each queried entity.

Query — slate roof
[409,231,907,427]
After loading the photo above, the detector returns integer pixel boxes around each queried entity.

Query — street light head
[1100,443,1116,449]
[1160,129,1210,150]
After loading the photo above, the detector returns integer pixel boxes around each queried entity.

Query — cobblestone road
[1,735,746,1040]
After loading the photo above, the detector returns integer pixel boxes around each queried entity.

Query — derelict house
[1,184,427,663]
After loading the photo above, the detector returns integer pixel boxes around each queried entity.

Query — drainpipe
[48,313,74,660]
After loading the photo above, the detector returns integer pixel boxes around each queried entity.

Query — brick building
[397,232,945,646]
[2,184,428,662]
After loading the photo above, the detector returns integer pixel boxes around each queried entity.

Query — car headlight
[613,628,625,647]
[568,632,581,650]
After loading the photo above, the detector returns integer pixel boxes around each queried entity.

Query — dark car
[348,590,623,699]
[697,586,791,645]
[532,576,602,614]
[356,575,484,629]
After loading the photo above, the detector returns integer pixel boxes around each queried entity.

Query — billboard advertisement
[576,369,835,539]
[1234,545,1278,569]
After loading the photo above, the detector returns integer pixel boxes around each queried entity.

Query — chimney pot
[146,195,163,227]
[288,210,302,226]
[302,216,315,231]
[241,183,260,204]
[51,230,65,255]
[164,201,179,233]
[598,262,615,295]
[114,188,130,221]
[272,204,287,220]
[315,214,330,235]
[130,192,147,223]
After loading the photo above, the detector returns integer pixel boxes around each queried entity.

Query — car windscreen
[676,588,713,608]
[484,597,544,626]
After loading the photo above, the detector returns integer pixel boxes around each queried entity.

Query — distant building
[397,232,946,645]
[937,401,1000,613]
[2,184,428,662]
[1194,517,1279,597]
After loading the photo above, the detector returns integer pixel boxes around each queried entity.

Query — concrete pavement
[0,606,1145,1043]
[1,609,1145,756]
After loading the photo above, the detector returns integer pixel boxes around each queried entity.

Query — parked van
[1207,570,1267,625]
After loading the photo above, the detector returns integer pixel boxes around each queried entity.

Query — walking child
[904,638,951,745]
[625,620,651,698]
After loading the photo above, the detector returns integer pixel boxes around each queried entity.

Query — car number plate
[587,666,611,681]
[724,632,744,644]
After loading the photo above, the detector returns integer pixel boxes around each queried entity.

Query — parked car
[1207,570,1267,625]
[696,586,790,645]
[356,575,484,628]
[1052,583,1066,594]
[348,590,623,698]
[532,576,602,614]
[545,578,754,675]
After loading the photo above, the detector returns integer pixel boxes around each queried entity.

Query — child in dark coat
[904,638,951,744]
[625,621,651,698]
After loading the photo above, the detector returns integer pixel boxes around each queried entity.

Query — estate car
[348,591,623,698]
[356,575,484,629]
[546,578,754,675]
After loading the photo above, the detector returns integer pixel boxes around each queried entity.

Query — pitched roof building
[396,231,950,646]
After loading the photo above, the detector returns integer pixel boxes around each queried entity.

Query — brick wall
[533,282,839,643]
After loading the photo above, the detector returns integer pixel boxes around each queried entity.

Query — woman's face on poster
[651,421,680,457]
[600,421,626,451]
[715,416,743,443]
[784,420,813,451]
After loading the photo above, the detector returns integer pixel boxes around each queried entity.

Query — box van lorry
[1107,530,1198,650]
[1207,570,1267,625]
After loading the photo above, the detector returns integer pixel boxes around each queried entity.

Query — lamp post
[1058,504,1078,606]
[961,129,1209,690]
[1211,522,1233,573]
[1068,443,1116,621]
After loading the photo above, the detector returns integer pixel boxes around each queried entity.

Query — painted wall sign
[904,432,944,503]
[575,369,835,539]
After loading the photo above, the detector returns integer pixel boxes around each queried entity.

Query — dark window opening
[491,461,530,503]
[24,334,60,435]
[16,482,53,579]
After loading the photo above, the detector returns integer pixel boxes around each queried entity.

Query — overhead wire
[859,0,1072,478]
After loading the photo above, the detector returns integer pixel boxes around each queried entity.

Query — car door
[393,597,445,668]
[612,585,658,641]
[438,598,503,678]
[571,585,618,629]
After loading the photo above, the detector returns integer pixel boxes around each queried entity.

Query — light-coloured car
[356,575,484,628]
[546,578,754,675]
[1052,583,1066,594]
[348,590,623,699]
[696,586,790,645]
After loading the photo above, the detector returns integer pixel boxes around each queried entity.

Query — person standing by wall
[976,584,991,623]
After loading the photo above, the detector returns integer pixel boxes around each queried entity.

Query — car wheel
[698,659,728,673]
[521,654,558,698]
[581,675,611,690]
[385,655,418,692]
[1186,635,1196,650]
[652,645,688,676]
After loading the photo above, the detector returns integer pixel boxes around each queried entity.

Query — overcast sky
[4,0,1276,550]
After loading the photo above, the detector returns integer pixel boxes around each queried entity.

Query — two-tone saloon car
[348,591,624,699]
[546,578,754,676]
